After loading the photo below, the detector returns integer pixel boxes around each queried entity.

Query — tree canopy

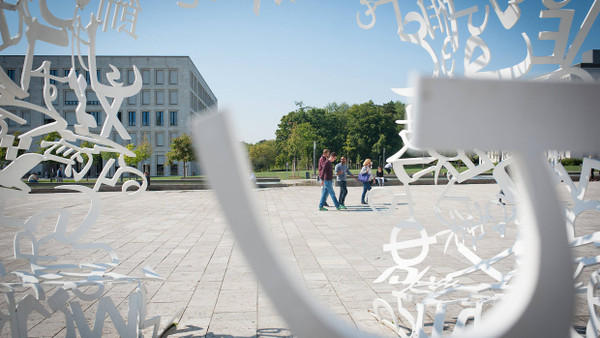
[270,100,405,171]
[166,134,195,177]
[248,140,277,172]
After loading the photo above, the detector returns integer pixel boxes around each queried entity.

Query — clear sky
[2,1,599,143]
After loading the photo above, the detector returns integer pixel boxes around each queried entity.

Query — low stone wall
[23,173,582,193]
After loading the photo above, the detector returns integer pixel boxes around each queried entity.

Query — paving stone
[3,183,598,336]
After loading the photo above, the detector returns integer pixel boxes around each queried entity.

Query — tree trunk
[183,161,187,178]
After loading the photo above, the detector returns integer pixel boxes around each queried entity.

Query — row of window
[112,131,179,149]
[190,94,208,112]
[190,72,216,107]
[5,68,102,86]
[5,108,179,129]
[60,110,178,128]
[127,89,178,106]
[61,89,178,106]
[5,110,31,127]
[128,69,178,85]
[5,68,179,87]
[134,111,178,126]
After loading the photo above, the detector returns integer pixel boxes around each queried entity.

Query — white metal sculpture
[191,77,600,337]
[2,0,599,337]
[0,1,181,337]
[358,1,600,336]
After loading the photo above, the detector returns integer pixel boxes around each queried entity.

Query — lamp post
[313,141,316,177]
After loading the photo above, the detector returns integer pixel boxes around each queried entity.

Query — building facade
[1,55,217,176]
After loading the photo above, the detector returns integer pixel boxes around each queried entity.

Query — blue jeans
[361,181,372,203]
[319,180,340,208]
[337,180,348,206]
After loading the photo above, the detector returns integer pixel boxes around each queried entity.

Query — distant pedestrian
[360,159,373,204]
[28,173,38,183]
[590,156,595,181]
[375,166,385,186]
[318,149,331,207]
[50,168,54,182]
[144,171,150,187]
[56,167,63,182]
[384,162,393,174]
[335,156,355,207]
[319,152,345,211]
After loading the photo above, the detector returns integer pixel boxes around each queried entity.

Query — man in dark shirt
[318,149,330,207]
[318,152,345,211]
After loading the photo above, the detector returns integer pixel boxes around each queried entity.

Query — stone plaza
[3,181,599,337]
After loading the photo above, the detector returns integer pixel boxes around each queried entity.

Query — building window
[127,69,135,84]
[156,133,164,147]
[128,111,136,126]
[97,69,101,83]
[170,163,178,176]
[90,111,101,125]
[155,90,164,105]
[113,132,123,145]
[64,90,78,105]
[142,111,150,126]
[169,111,178,126]
[117,111,122,122]
[169,90,178,105]
[155,111,163,126]
[155,69,164,84]
[86,91,100,105]
[141,90,150,105]
[64,69,70,77]
[50,69,58,84]
[128,94,136,105]
[169,70,178,84]
[130,133,137,146]
[85,71,90,84]
[156,155,165,176]
[21,111,30,126]
[6,69,15,82]
[65,111,76,126]
[7,112,16,127]
[142,69,150,84]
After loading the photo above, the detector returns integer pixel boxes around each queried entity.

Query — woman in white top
[360,159,373,204]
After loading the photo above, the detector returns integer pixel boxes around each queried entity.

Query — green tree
[124,143,139,167]
[36,131,63,173]
[101,150,119,162]
[287,123,317,176]
[274,100,406,169]
[0,132,25,168]
[248,140,277,171]
[134,137,153,169]
[80,141,101,180]
[166,134,195,178]
[121,137,153,172]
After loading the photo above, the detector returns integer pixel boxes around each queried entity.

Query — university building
[1,55,217,176]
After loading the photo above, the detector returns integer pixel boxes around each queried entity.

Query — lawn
[26,164,587,183]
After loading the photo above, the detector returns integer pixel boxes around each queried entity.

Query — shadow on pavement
[163,326,293,338]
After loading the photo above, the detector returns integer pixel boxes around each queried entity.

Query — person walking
[318,149,331,207]
[319,152,345,211]
[360,159,373,204]
[56,167,63,182]
[335,156,355,207]
[375,166,385,186]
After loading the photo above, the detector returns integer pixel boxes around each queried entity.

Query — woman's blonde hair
[363,159,372,167]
